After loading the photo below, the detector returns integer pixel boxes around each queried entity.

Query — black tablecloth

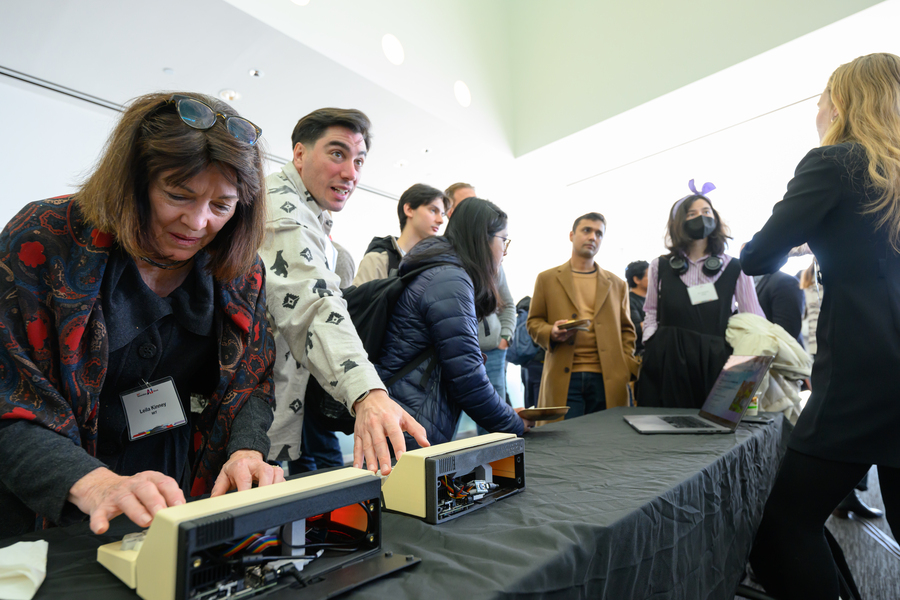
[3,407,788,600]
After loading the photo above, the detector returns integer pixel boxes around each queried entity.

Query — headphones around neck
[669,255,724,277]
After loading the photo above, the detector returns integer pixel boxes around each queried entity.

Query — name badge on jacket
[687,283,719,305]
[120,377,187,441]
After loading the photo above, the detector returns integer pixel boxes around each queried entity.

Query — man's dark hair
[291,108,372,150]
[572,212,607,232]
[625,261,649,288]
[397,184,450,230]
[666,195,732,258]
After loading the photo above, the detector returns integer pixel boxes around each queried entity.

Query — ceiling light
[291,0,310,5]
[382,34,405,66]
[219,89,241,101]
[454,81,471,107]
[162,67,175,75]
[248,69,264,78]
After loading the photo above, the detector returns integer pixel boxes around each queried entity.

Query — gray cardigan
[477,266,516,351]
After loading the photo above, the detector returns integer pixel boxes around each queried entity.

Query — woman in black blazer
[742,53,900,599]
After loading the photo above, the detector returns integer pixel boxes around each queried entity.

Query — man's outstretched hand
[353,390,429,475]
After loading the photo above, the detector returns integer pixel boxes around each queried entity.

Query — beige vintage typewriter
[97,467,419,600]
[382,432,525,524]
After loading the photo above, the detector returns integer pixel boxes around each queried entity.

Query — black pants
[750,448,900,599]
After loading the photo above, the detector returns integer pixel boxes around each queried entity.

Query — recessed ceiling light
[219,89,241,101]
[248,69,264,78]
[382,34,405,66]
[162,67,175,75]
[454,81,471,107]
[291,0,310,5]
[395,159,409,168]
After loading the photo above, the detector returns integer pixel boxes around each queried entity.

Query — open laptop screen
[699,355,774,429]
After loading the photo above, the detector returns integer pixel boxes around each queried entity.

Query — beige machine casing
[97,468,377,600]
[381,432,516,518]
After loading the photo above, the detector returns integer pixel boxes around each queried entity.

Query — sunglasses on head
[166,94,262,145]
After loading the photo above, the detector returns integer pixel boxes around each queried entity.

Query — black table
[4,407,788,600]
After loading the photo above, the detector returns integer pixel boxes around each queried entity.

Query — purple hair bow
[671,179,716,218]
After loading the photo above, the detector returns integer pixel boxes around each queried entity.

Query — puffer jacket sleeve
[420,267,524,436]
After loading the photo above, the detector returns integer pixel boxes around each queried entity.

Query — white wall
[0,79,117,224]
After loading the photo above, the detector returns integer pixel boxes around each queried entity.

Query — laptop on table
[624,355,774,434]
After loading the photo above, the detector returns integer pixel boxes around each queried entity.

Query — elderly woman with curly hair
[0,92,281,538]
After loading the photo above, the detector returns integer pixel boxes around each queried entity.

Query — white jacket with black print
[260,161,385,462]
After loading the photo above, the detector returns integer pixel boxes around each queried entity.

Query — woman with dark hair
[376,198,532,446]
[745,53,900,599]
[636,183,764,407]
[0,92,280,539]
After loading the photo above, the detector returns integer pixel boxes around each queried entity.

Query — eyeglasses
[493,235,512,254]
[166,94,262,145]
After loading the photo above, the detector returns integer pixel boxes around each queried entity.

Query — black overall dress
[636,256,741,408]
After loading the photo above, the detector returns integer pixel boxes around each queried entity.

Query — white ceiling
[1,0,884,196]
[0,0,512,198]
[2,0,899,301]
[224,0,881,156]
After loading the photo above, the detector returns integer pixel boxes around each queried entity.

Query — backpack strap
[384,347,436,388]
[386,247,402,275]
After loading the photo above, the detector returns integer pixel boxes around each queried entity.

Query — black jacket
[742,143,900,467]
[364,235,402,274]
[629,291,646,353]
[754,271,804,344]
[376,237,523,446]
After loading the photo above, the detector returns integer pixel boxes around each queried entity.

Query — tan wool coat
[527,261,639,417]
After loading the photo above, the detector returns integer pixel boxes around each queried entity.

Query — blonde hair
[800,261,816,290]
[822,53,900,251]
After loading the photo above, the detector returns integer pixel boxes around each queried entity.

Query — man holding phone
[527,213,639,419]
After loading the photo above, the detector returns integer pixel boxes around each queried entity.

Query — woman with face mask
[635,185,765,408]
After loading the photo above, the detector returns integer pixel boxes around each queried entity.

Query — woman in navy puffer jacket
[376,198,531,447]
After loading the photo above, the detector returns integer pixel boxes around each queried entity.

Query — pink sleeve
[734,270,766,317]
[642,258,660,342]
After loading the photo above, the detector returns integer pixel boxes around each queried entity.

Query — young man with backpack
[352,184,448,285]
[260,108,429,476]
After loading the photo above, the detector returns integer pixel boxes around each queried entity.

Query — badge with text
[120,377,187,441]
[687,282,719,305]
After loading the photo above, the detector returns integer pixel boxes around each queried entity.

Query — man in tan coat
[527,213,639,419]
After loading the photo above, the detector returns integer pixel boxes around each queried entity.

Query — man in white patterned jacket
[260,108,428,475]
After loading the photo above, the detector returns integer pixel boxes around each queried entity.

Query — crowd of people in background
[3,50,900,600]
